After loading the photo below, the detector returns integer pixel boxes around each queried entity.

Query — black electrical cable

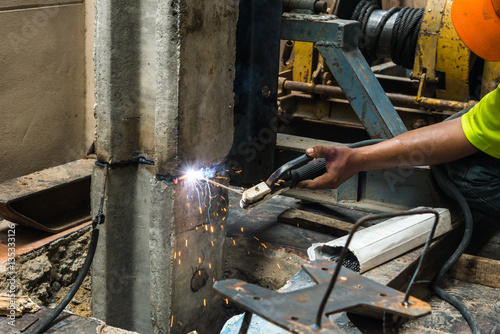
[315,209,440,328]
[347,141,479,333]
[430,165,481,334]
[29,164,108,334]
[29,227,100,334]
[348,138,384,148]
[312,139,479,332]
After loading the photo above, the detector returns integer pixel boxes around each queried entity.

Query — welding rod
[204,178,244,195]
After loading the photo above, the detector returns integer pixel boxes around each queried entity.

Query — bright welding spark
[182,169,204,183]
[174,166,216,184]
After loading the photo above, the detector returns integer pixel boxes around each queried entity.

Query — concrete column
[92,0,237,333]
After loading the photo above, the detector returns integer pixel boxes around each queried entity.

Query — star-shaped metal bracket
[214,260,431,333]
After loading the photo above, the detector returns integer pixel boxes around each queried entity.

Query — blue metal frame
[281,13,407,139]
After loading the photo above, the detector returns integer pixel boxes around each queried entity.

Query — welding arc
[204,178,244,195]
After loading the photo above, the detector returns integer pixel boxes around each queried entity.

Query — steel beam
[281,13,407,139]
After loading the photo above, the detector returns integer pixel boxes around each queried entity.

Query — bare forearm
[354,117,478,172]
[297,117,479,190]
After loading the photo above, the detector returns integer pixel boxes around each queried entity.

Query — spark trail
[204,178,243,195]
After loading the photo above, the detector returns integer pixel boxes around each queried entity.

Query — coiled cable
[352,0,424,68]
[391,7,424,68]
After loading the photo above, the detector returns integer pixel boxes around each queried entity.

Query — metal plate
[214,260,431,333]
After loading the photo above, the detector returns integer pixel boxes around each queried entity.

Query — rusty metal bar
[279,77,477,112]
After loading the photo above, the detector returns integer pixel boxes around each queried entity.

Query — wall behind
[0,0,94,183]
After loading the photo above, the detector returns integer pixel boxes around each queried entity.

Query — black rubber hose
[321,139,480,332]
[430,165,481,334]
[29,226,100,334]
[348,138,384,148]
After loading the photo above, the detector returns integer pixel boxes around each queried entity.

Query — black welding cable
[29,163,107,334]
[333,139,479,333]
[348,138,384,148]
[29,226,100,334]
[430,165,481,334]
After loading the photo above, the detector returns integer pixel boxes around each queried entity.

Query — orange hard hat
[452,0,500,61]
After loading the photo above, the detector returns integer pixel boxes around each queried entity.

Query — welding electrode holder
[266,154,327,190]
[241,154,328,209]
[288,157,327,188]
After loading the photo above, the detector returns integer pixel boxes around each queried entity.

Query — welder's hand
[296,145,360,190]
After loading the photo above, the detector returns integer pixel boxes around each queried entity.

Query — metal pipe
[283,0,327,13]
[281,40,294,66]
[279,78,477,112]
